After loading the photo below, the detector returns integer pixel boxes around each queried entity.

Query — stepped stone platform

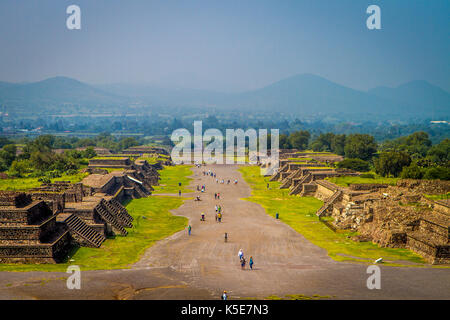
[122,146,170,156]
[0,192,71,263]
[302,178,450,264]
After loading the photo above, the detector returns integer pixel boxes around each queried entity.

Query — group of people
[196,184,206,192]
[215,204,223,222]
[203,170,216,178]
[238,249,254,270]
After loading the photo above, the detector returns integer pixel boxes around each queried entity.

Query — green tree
[426,138,449,166]
[311,133,334,152]
[8,160,32,178]
[279,134,291,149]
[0,144,17,168]
[422,167,450,180]
[289,130,310,150]
[336,158,370,172]
[331,134,346,156]
[374,151,411,177]
[400,163,424,179]
[344,134,377,161]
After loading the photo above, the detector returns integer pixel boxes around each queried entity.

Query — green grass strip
[239,166,428,267]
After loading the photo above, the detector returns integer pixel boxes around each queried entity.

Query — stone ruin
[270,160,359,196]
[85,158,162,197]
[0,192,72,263]
[301,178,450,264]
[0,156,167,263]
[122,146,170,156]
[268,152,450,264]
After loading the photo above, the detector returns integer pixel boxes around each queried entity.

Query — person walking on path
[217,193,220,200]
[241,257,246,270]
[218,212,222,222]
[221,291,228,300]
[249,256,254,270]
[178,190,181,196]
[224,232,228,242]
[238,249,244,260]
[214,193,217,199]
[188,225,192,236]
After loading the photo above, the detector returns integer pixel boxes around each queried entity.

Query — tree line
[0,134,142,180]
[278,130,449,180]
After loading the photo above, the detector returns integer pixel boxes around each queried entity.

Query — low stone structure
[299,178,450,264]
[122,146,170,156]
[88,157,132,169]
[270,160,358,196]
[0,192,72,263]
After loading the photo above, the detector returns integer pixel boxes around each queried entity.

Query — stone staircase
[64,214,106,248]
[101,199,133,228]
[289,172,312,195]
[110,199,134,222]
[406,210,449,264]
[95,202,128,236]
[316,190,343,217]
[280,170,302,189]
[270,164,288,181]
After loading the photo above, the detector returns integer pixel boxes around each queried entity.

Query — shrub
[336,158,370,172]
[422,167,450,180]
[360,173,375,179]
[38,177,51,184]
[400,164,423,179]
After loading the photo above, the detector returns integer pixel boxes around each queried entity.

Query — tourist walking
[178,190,181,196]
[238,249,244,260]
[188,225,191,236]
[218,212,222,222]
[241,257,246,270]
[249,256,254,270]
[224,232,228,242]
[221,291,228,300]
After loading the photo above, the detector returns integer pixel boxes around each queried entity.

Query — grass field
[424,193,450,201]
[152,165,194,194]
[239,166,427,266]
[327,175,399,187]
[0,172,89,191]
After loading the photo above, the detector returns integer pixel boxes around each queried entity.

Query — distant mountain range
[0,74,448,117]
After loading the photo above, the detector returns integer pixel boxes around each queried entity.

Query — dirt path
[0,164,448,300]
[133,164,450,299]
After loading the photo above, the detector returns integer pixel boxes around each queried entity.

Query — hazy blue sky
[0,0,449,92]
